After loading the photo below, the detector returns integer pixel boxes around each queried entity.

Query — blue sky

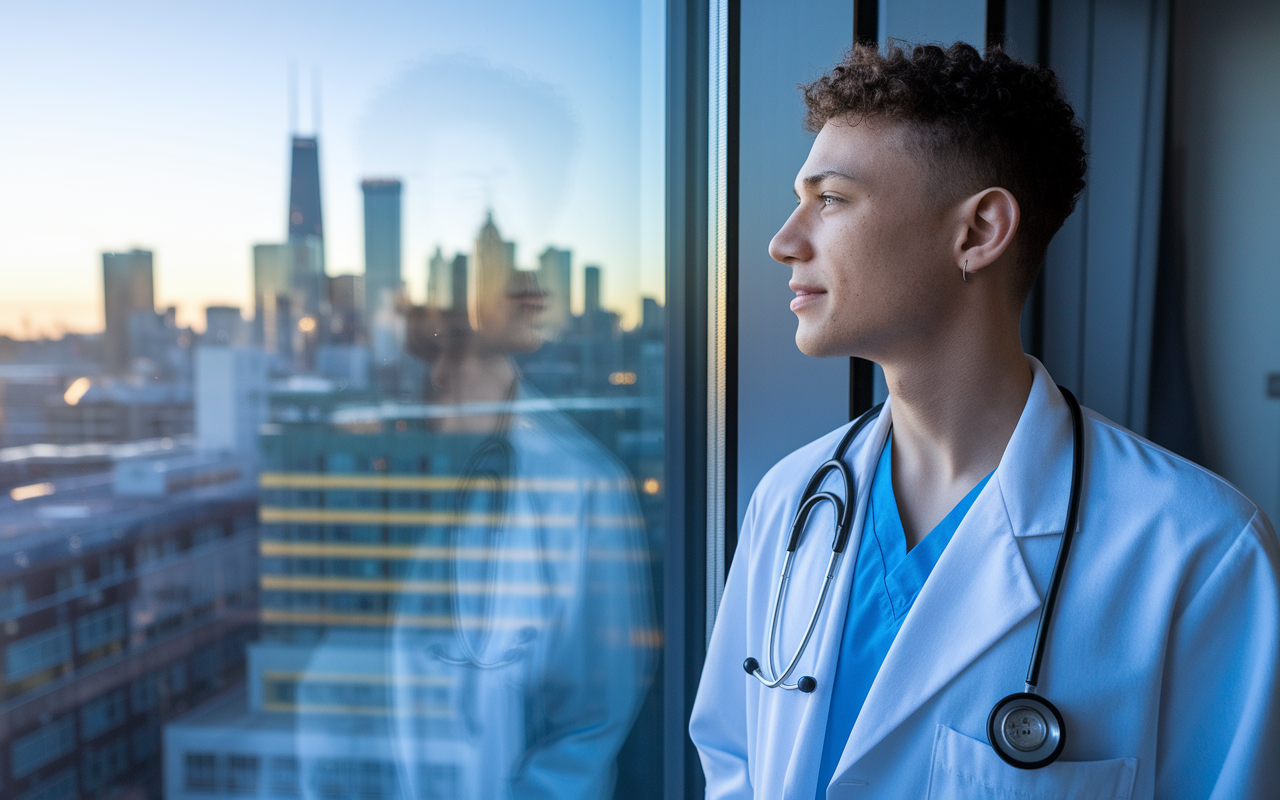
[0,0,664,335]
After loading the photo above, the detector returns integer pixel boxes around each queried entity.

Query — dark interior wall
[1172,0,1280,522]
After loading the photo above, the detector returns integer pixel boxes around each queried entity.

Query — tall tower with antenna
[287,68,324,264]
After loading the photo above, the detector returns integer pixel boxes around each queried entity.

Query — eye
[821,194,839,206]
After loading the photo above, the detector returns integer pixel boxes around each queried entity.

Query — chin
[794,329,851,359]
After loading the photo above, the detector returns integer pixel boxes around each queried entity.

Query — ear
[952,187,1020,278]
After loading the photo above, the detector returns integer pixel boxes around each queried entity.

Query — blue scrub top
[815,436,993,799]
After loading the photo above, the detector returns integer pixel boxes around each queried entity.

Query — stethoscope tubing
[747,385,1086,739]
[1024,386,1084,691]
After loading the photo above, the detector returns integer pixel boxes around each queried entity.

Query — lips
[789,283,826,312]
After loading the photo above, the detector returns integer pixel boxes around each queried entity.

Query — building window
[14,768,78,800]
[80,688,128,740]
[5,624,72,682]
[226,755,261,795]
[269,756,301,797]
[75,603,126,654]
[11,715,77,778]
[185,753,219,792]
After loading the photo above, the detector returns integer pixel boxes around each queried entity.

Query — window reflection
[0,1,666,797]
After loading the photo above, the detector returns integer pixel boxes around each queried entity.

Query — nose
[768,206,811,266]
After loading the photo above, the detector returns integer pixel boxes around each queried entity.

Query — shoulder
[1081,408,1277,596]
[1084,409,1260,531]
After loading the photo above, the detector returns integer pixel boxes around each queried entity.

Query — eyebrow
[793,170,859,197]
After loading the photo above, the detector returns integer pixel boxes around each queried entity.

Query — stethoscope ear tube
[745,403,883,694]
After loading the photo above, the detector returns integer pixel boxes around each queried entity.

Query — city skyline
[0,0,666,338]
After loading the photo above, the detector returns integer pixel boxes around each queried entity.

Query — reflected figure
[385,263,656,799]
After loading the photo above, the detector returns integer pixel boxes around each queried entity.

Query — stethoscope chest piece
[987,692,1065,769]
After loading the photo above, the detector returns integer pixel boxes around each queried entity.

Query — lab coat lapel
[829,359,1071,779]
[780,404,894,799]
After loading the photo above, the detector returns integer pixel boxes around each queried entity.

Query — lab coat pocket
[926,725,1137,800]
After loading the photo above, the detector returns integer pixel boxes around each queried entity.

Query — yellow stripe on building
[258,540,650,562]
[261,701,454,718]
[258,506,644,529]
[260,609,545,629]
[259,575,572,596]
[259,473,634,492]
[262,670,452,687]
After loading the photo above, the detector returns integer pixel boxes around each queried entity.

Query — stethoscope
[743,386,1085,770]
[428,423,552,671]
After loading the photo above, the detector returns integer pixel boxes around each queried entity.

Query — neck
[432,351,518,433]
[879,311,1032,547]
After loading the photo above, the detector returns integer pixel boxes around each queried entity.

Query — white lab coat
[385,397,656,800]
[691,357,1280,799]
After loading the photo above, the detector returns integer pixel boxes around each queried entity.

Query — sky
[0,0,665,336]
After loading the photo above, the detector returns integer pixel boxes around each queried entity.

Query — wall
[735,0,854,527]
[1174,0,1280,521]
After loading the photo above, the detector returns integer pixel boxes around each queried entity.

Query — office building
[287,137,324,255]
[102,251,155,375]
[583,265,601,315]
[43,380,193,444]
[0,445,258,800]
[327,274,364,342]
[127,307,193,382]
[538,246,571,337]
[361,179,402,327]
[205,307,247,347]
[472,212,516,331]
[195,347,268,455]
[426,249,469,314]
[253,241,324,365]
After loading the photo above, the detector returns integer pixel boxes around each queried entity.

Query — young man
[690,43,1280,798]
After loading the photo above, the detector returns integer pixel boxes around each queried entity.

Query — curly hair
[802,41,1087,295]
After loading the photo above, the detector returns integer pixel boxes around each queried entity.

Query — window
[2,1,696,798]
[14,769,77,800]
[81,737,130,793]
[185,753,219,792]
[269,756,301,797]
[11,715,76,778]
[75,604,126,654]
[226,755,260,795]
[80,689,129,740]
[5,625,72,682]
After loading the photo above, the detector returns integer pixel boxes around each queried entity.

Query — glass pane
[0,2,667,798]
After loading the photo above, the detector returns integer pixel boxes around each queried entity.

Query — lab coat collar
[827,356,1070,787]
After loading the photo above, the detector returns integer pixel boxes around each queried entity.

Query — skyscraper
[584,264,601,315]
[253,240,323,360]
[427,248,469,312]
[538,246,572,337]
[287,137,324,250]
[473,211,515,327]
[327,273,364,340]
[361,178,402,325]
[102,250,155,374]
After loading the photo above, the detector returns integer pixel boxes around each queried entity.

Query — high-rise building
[426,249,469,312]
[287,137,324,255]
[102,250,155,374]
[426,248,450,310]
[472,212,515,328]
[538,246,571,337]
[361,179,402,327]
[205,306,246,346]
[253,241,323,363]
[327,273,364,341]
[584,264,601,315]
